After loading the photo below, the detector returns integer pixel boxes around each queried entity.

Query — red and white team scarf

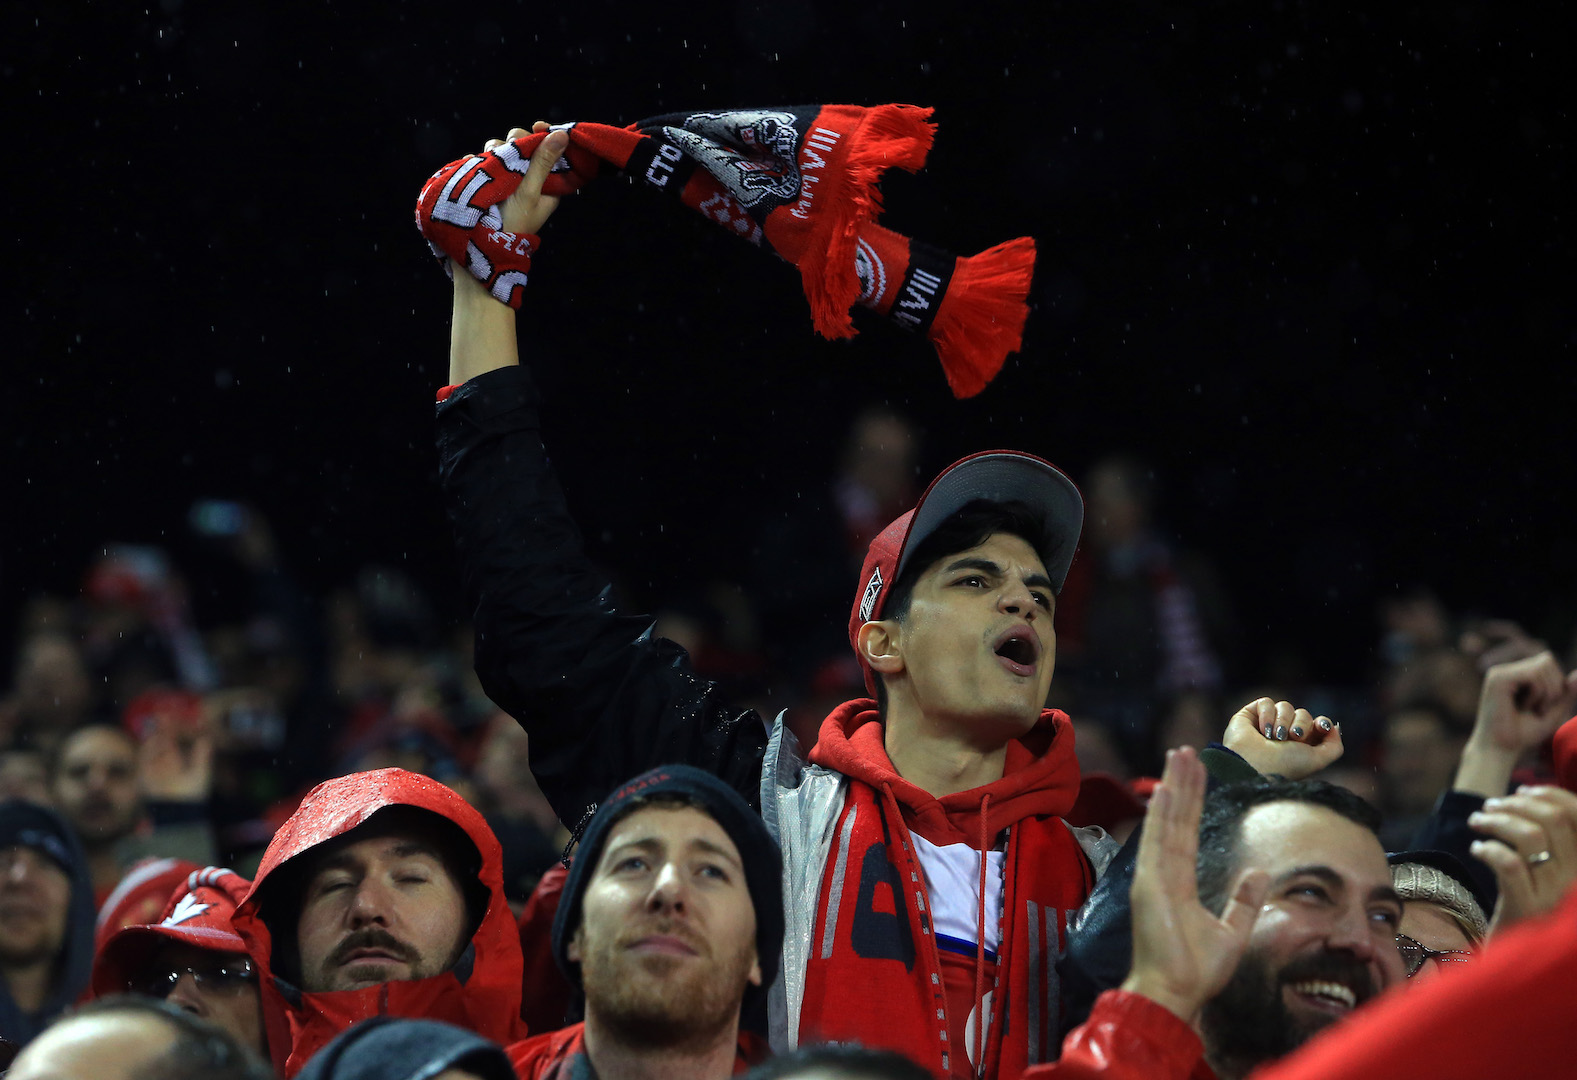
[799,780,1095,1079]
[414,105,1037,398]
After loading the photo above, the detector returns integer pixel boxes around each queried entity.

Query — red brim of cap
[91,921,248,998]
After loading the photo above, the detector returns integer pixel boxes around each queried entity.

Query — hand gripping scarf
[415,105,1036,398]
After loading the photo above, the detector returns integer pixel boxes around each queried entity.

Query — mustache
[1279,948,1379,1005]
[326,928,415,969]
[618,920,707,954]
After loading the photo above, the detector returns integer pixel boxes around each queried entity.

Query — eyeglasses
[1395,933,1474,977]
[137,957,258,998]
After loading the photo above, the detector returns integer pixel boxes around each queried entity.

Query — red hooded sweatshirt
[803,700,1096,1080]
[231,768,529,1077]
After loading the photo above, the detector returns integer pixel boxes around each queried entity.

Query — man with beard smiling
[1024,748,1406,1080]
[508,765,783,1080]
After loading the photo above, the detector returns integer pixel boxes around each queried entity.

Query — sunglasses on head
[136,956,258,999]
[1395,933,1473,978]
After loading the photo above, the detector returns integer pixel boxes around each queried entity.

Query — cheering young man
[434,123,1112,1079]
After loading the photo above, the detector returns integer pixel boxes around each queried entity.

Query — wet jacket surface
[436,366,1117,1076]
[1018,990,1214,1080]
[231,768,527,1077]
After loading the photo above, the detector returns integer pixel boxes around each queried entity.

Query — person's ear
[567,925,584,964]
[857,620,904,678]
[747,949,762,987]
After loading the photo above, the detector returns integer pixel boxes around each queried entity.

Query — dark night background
[4,1,1573,686]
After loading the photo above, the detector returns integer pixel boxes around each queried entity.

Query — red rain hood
[232,768,526,1077]
[807,698,1082,843]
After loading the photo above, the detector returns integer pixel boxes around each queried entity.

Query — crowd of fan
[3,127,1574,1079]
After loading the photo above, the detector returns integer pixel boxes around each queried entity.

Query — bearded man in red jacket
[1028,748,1409,1080]
[230,768,528,1077]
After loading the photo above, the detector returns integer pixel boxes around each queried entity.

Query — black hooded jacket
[0,801,97,1047]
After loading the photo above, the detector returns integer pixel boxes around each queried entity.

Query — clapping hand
[1121,747,1271,1021]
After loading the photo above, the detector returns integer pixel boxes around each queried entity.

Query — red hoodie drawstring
[878,780,953,1077]
[973,793,991,1077]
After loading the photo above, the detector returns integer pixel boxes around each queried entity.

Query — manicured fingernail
[1318,718,1333,731]
[1483,798,1503,809]
[1276,725,1287,740]
[1291,727,1303,739]
[1264,725,1274,738]
[1468,812,1486,824]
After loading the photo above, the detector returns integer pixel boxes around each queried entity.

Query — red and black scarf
[415,105,1036,398]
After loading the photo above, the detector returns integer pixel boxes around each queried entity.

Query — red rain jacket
[231,768,528,1077]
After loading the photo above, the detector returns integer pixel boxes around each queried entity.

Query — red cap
[846,449,1084,694]
[91,866,252,997]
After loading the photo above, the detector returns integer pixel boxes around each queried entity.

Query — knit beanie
[294,1017,516,1080]
[551,765,783,990]
[1390,851,1490,942]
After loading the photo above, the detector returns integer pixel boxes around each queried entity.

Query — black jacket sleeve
[436,365,768,830]
[1409,790,1496,913]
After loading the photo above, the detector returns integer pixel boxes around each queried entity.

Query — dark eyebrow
[1275,866,1402,909]
[1371,885,1404,909]
[1274,865,1346,890]
[690,837,743,869]
[940,557,1055,594]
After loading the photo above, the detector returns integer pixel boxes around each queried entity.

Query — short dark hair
[61,996,274,1080]
[872,499,1053,714]
[1195,778,1383,915]
[744,1043,935,1080]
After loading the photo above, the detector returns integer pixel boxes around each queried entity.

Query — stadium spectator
[1377,700,1466,849]
[46,717,215,904]
[92,866,266,1056]
[1027,750,1406,1080]
[1387,852,1485,980]
[509,765,781,1079]
[0,800,95,1047]
[6,995,272,1080]
[230,767,526,1076]
[436,123,1115,1079]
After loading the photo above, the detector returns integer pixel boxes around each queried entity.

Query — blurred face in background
[1381,708,1464,817]
[50,727,143,845]
[0,846,71,968]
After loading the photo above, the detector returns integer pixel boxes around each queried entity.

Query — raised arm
[435,125,767,830]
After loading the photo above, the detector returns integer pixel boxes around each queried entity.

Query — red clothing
[1020,990,1213,1080]
[517,862,573,1036]
[508,1022,768,1079]
[231,768,528,1077]
[1249,885,1577,1080]
[804,701,1096,1080]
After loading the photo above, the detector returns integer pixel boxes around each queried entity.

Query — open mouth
[1286,979,1358,1015]
[993,627,1039,674]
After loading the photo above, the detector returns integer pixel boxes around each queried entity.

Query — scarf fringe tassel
[930,236,1038,399]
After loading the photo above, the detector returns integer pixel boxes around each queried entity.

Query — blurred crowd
[1,405,1574,1079]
